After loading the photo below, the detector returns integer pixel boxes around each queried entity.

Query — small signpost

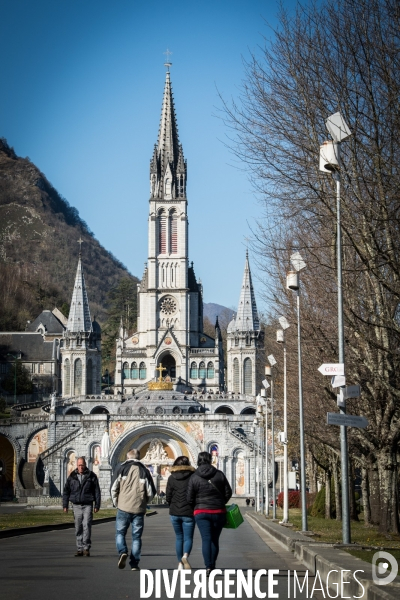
[327,412,368,429]
[262,379,270,389]
[331,374,346,388]
[342,385,361,399]
[318,363,344,375]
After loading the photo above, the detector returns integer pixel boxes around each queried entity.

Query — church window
[233,358,239,393]
[39,363,44,374]
[158,210,167,254]
[139,362,146,380]
[123,362,130,379]
[243,358,252,395]
[64,359,70,395]
[245,333,251,346]
[235,336,239,346]
[160,296,177,315]
[190,362,198,378]
[169,211,178,254]
[131,362,139,379]
[207,362,215,379]
[199,361,206,379]
[165,177,171,197]
[87,359,93,394]
[74,358,82,396]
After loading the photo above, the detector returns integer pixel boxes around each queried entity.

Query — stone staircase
[229,425,266,457]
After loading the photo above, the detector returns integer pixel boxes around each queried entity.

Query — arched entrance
[215,405,234,415]
[0,435,15,500]
[159,354,176,379]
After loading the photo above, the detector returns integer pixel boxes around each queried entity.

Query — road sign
[262,379,270,389]
[331,375,346,388]
[342,385,361,399]
[327,412,368,429]
[268,354,277,366]
[318,363,344,376]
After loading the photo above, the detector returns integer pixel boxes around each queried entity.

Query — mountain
[203,302,234,328]
[0,138,138,331]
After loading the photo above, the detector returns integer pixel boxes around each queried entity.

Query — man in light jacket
[111,448,156,571]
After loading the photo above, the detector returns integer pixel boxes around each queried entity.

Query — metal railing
[40,427,82,460]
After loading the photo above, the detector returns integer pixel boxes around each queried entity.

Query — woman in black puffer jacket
[187,451,232,575]
[166,456,195,570]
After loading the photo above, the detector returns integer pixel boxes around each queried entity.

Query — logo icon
[372,551,398,585]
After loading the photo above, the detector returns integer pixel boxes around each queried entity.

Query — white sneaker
[177,562,184,570]
[181,554,191,569]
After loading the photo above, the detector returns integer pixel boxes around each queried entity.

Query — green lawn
[0,508,117,530]
[344,548,400,568]
[267,508,400,549]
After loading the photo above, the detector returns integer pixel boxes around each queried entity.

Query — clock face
[200,336,206,344]
[132,337,139,345]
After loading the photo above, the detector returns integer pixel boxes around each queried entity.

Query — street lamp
[266,354,278,520]
[277,316,290,523]
[287,251,309,533]
[260,385,269,517]
[320,111,352,544]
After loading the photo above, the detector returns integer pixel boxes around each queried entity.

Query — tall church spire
[150,70,186,199]
[66,256,92,333]
[235,251,260,332]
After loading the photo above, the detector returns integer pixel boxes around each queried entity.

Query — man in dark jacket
[63,456,101,557]
[187,452,232,574]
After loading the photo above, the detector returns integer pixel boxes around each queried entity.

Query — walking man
[63,456,101,557]
[111,449,156,571]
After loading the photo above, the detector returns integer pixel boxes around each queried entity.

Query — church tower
[115,69,223,392]
[226,252,263,395]
[60,251,101,397]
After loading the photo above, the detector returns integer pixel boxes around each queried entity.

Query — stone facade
[0,70,265,505]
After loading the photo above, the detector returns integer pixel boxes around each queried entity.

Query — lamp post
[319,111,352,544]
[260,386,269,517]
[7,352,20,405]
[250,423,256,511]
[287,252,309,533]
[266,354,277,520]
[277,317,290,523]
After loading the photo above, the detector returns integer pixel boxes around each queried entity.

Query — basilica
[0,69,265,504]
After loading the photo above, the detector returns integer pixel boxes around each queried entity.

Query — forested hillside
[0,138,138,331]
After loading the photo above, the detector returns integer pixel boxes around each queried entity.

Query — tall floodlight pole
[319,112,352,544]
[266,354,277,519]
[277,317,290,523]
[287,252,309,533]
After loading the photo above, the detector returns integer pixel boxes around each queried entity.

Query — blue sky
[0,0,297,310]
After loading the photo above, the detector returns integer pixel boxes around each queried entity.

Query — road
[0,509,323,599]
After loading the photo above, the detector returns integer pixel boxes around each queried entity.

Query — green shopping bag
[224,503,244,529]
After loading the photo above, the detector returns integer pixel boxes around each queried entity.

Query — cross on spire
[77,237,84,257]
[163,48,172,71]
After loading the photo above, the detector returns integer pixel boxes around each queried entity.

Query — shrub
[277,490,301,508]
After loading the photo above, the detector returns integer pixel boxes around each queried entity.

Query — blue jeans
[115,509,144,566]
[170,515,195,561]
[195,513,226,569]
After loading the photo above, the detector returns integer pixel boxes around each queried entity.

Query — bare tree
[221,0,400,533]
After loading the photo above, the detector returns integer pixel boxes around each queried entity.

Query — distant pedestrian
[111,449,156,571]
[166,456,196,570]
[187,451,232,576]
[62,456,101,557]
[246,498,250,506]
[251,498,255,508]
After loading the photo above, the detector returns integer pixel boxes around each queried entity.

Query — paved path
[0,509,323,599]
